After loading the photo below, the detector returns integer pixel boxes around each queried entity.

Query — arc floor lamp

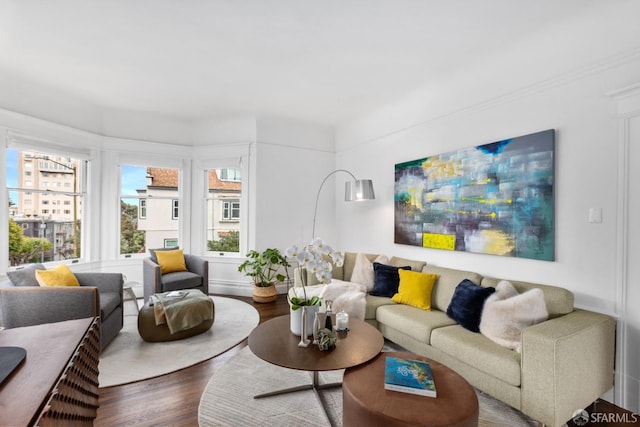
[311,169,375,238]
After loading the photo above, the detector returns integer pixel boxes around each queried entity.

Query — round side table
[343,351,479,427]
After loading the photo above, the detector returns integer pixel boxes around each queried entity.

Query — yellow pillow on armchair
[35,264,80,287]
[156,248,188,274]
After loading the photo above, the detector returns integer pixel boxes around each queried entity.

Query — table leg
[254,371,342,426]
[123,287,139,312]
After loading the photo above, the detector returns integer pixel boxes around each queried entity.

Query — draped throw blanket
[151,289,213,334]
[289,280,366,320]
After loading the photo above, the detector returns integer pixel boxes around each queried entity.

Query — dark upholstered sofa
[0,268,124,351]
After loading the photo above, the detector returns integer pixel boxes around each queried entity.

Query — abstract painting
[394,129,555,261]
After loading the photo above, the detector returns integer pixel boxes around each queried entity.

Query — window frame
[118,161,183,259]
[203,165,244,256]
[5,145,88,267]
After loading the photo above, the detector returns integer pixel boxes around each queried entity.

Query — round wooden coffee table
[248,315,384,425]
[343,351,479,427]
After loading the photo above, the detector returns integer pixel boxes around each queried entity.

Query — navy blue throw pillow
[370,263,411,298]
[446,279,496,332]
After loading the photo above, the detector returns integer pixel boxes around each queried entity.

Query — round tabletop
[343,351,479,427]
[248,315,384,372]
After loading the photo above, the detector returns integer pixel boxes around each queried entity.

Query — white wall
[253,117,336,250]
[336,52,640,412]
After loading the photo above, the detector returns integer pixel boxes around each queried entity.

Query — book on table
[384,356,437,397]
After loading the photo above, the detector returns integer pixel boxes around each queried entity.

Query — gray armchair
[143,253,208,303]
[0,269,124,351]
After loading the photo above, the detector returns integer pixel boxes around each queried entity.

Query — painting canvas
[394,129,555,261]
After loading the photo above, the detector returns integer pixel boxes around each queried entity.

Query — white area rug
[99,296,259,388]
[198,346,538,427]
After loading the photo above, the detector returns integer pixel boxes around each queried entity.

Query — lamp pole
[311,169,375,239]
[34,156,79,258]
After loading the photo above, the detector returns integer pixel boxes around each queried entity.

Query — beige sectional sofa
[296,252,616,427]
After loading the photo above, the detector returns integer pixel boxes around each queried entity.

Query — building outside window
[120,166,181,256]
[206,168,241,253]
[6,148,84,266]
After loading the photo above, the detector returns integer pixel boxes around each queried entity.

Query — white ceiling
[0,0,634,128]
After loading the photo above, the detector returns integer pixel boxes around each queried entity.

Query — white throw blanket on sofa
[289,279,367,320]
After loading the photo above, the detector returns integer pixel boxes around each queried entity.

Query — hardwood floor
[95,294,289,427]
[95,294,634,427]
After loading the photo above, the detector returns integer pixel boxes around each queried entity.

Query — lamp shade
[345,179,375,201]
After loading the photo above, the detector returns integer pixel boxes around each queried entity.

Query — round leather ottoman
[137,299,214,342]
[342,351,478,427]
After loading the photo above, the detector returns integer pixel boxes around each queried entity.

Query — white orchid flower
[286,245,299,258]
[296,250,312,266]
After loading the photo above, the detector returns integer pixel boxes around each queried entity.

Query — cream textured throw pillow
[349,253,388,291]
[479,280,548,353]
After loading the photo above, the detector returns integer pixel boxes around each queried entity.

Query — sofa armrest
[184,254,208,284]
[521,309,615,427]
[0,286,99,328]
[293,267,324,287]
[143,257,162,302]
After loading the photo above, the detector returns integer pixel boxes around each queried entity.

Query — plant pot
[290,304,319,337]
[252,283,277,303]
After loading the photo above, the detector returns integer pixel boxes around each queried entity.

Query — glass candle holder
[335,311,349,331]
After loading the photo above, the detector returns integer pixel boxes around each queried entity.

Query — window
[172,199,179,220]
[164,238,178,248]
[6,148,85,266]
[120,165,180,256]
[222,200,240,220]
[206,168,241,254]
[217,168,241,182]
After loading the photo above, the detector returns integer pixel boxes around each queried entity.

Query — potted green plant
[238,248,290,303]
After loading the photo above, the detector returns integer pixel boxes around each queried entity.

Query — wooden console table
[0,317,100,426]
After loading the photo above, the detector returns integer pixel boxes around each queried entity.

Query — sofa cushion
[388,256,427,272]
[364,294,395,321]
[350,253,389,291]
[7,263,45,286]
[423,265,484,312]
[377,304,456,344]
[160,271,203,291]
[35,264,80,287]
[371,263,411,297]
[431,324,522,387]
[100,291,121,319]
[446,279,495,332]
[481,277,573,318]
[480,280,549,353]
[391,269,438,310]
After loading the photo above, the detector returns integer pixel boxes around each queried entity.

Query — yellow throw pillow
[156,248,188,274]
[391,269,438,310]
[35,264,80,287]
